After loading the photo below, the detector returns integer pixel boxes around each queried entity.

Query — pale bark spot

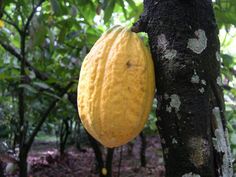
[187,29,207,54]
[182,172,201,177]
[157,34,168,51]
[164,93,169,100]
[164,148,169,154]
[170,94,181,112]
[191,74,200,84]
[201,80,206,85]
[164,49,177,60]
[172,138,178,144]
[199,88,205,93]
[177,113,181,120]
[212,107,233,177]
[216,51,222,62]
[161,138,166,144]
[216,76,223,86]
[166,105,172,113]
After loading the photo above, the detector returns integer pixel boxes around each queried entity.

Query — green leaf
[77,0,90,6]
[118,0,127,19]
[126,0,136,9]
[70,5,78,17]
[0,67,6,74]
[19,84,38,93]
[0,29,11,43]
[29,24,48,48]
[101,0,108,9]
[43,91,62,100]
[33,81,54,91]
[58,26,67,43]
[49,29,55,51]
[222,54,234,68]
[77,1,96,25]
[50,0,61,15]
[230,133,236,145]
[103,0,116,23]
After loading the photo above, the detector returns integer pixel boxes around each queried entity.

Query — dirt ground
[6,136,165,177]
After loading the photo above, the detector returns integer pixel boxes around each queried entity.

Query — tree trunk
[86,133,105,177]
[140,132,147,167]
[18,149,28,177]
[59,119,70,156]
[132,0,233,176]
[105,148,114,177]
[0,160,5,177]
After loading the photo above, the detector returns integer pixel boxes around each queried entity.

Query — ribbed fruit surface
[77,26,155,148]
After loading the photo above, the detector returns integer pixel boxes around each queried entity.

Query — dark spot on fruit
[126,61,132,68]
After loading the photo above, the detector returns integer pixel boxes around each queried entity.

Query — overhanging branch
[0,41,22,59]
[0,41,48,80]
[2,18,22,34]
[25,81,75,153]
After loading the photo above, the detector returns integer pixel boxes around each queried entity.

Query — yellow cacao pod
[77,26,155,148]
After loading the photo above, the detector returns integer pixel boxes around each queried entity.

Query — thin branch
[2,18,22,34]
[0,1,3,18]
[18,24,27,152]
[106,148,114,177]
[24,0,46,33]
[3,11,14,22]
[25,81,75,153]
[0,41,48,80]
[0,41,22,59]
[3,11,22,34]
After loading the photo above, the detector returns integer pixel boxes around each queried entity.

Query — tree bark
[59,119,70,156]
[18,21,27,177]
[86,133,105,177]
[18,148,28,177]
[0,160,5,177]
[132,0,233,176]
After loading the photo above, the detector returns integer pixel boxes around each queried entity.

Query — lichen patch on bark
[216,51,222,62]
[188,137,210,168]
[157,34,168,51]
[187,29,207,54]
[166,105,172,113]
[164,93,169,100]
[164,49,177,60]
[172,138,178,144]
[199,88,205,93]
[191,74,200,84]
[170,94,181,112]
[201,80,206,85]
[164,94,181,113]
[212,107,233,177]
[216,76,223,86]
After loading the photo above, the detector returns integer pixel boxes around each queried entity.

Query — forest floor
[7,135,165,177]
